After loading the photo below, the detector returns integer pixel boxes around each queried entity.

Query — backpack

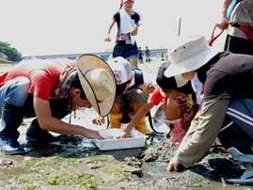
[127,69,144,91]
[231,22,253,44]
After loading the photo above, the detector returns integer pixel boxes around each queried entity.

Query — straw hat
[164,36,219,78]
[107,57,133,85]
[77,54,116,117]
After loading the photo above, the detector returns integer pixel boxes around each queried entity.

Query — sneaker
[0,136,25,155]
[26,124,65,143]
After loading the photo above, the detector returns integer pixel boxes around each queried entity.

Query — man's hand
[85,129,104,140]
[167,156,180,172]
[92,116,106,126]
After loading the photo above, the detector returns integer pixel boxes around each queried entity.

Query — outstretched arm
[121,101,154,138]
[105,18,116,42]
[34,97,103,139]
[167,97,230,171]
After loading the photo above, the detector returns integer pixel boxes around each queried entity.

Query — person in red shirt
[0,54,116,155]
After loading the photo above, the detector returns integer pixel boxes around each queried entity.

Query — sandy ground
[0,60,253,189]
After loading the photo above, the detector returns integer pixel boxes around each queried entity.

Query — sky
[0,0,225,56]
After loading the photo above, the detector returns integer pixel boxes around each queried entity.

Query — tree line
[0,41,22,62]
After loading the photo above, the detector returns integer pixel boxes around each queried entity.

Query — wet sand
[0,60,252,189]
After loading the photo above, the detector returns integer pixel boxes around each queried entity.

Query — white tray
[93,129,147,151]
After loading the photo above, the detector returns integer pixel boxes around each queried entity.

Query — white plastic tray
[93,129,147,151]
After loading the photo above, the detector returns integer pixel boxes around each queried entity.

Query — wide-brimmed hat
[164,36,219,78]
[77,54,116,117]
[107,57,133,85]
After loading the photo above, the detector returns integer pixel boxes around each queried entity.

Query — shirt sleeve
[150,88,164,106]
[29,70,58,100]
[113,12,120,23]
[174,95,230,168]
[134,12,141,25]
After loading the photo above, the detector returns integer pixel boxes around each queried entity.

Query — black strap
[128,69,144,91]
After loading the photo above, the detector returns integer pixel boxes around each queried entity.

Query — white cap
[107,57,133,85]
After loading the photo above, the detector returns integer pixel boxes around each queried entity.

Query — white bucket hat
[164,36,219,78]
[107,57,133,85]
[77,54,117,117]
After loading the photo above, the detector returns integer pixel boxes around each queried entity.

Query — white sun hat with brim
[77,54,117,117]
[164,35,219,78]
[107,56,133,85]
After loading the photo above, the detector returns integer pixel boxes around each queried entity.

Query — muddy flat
[0,60,252,189]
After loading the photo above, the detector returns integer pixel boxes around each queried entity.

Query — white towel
[119,8,136,44]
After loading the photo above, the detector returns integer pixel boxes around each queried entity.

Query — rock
[124,156,143,167]
[131,169,144,178]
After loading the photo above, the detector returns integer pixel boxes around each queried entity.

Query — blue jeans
[0,77,32,113]
[226,99,253,139]
[219,98,253,153]
[0,77,70,140]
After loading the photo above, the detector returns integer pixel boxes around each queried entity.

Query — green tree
[0,41,22,62]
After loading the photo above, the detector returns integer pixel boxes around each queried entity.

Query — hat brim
[164,48,219,78]
[77,54,116,116]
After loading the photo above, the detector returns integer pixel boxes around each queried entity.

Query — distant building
[22,48,168,61]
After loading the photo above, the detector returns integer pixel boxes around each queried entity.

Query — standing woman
[216,0,253,55]
[105,0,141,68]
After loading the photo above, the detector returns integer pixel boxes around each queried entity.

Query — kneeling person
[0,54,116,155]
[93,57,155,135]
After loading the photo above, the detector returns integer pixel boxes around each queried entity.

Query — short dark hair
[156,62,177,91]
[156,62,196,100]
[71,77,86,99]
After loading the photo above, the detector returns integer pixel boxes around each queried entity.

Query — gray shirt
[229,0,253,39]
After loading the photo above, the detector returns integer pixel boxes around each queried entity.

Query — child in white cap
[93,57,154,134]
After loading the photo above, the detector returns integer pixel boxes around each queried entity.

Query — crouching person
[121,62,198,144]
[93,57,155,134]
[165,36,253,171]
[0,54,116,155]
[107,57,155,134]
